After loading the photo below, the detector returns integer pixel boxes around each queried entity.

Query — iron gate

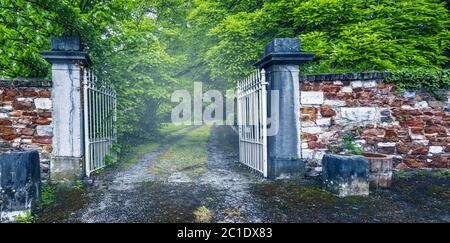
[82,69,117,177]
[236,69,268,177]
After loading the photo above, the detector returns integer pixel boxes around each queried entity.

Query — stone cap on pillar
[40,37,92,66]
[253,38,314,69]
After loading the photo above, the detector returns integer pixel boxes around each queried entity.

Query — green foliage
[0,0,186,146]
[104,154,115,166]
[342,134,363,156]
[190,0,450,81]
[435,169,450,178]
[39,183,56,206]
[297,0,450,73]
[193,205,212,223]
[0,0,130,77]
[74,180,83,190]
[15,210,33,223]
[387,68,450,93]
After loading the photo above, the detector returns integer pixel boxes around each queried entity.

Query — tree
[0,0,183,144]
[188,0,450,82]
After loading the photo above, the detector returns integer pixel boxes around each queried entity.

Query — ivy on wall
[387,68,450,94]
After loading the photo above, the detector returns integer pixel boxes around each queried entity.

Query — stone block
[300,92,324,105]
[50,156,82,181]
[36,125,53,136]
[263,38,301,55]
[429,146,443,154]
[324,99,346,107]
[339,107,378,123]
[0,118,12,126]
[301,120,316,127]
[377,142,396,147]
[302,149,314,160]
[35,117,51,125]
[0,151,41,222]
[34,98,52,110]
[302,126,322,134]
[362,81,377,88]
[38,90,51,98]
[32,136,52,144]
[12,101,33,110]
[51,36,80,51]
[341,86,353,93]
[320,106,336,117]
[322,154,369,197]
[351,81,363,88]
[414,101,428,109]
[316,118,331,126]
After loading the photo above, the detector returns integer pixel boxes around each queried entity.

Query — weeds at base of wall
[39,183,57,207]
[435,169,450,178]
[14,210,33,223]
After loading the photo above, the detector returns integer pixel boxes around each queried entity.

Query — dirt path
[60,125,268,223]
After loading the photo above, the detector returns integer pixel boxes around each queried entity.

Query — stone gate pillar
[254,38,314,179]
[41,37,91,182]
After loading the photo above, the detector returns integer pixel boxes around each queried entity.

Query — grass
[185,166,208,179]
[223,208,241,220]
[119,123,192,169]
[148,125,211,178]
[159,123,191,135]
[120,142,161,169]
[34,185,87,223]
[435,169,450,178]
[297,186,336,202]
[395,170,429,179]
[193,206,212,223]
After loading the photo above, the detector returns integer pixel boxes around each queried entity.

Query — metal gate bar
[83,68,117,177]
[237,69,268,177]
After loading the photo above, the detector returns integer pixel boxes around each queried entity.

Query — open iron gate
[82,68,117,177]
[236,69,268,177]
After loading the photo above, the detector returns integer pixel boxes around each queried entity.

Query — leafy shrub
[15,210,33,223]
[39,183,56,206]
[387,68,450,93]
[342,134,363,156]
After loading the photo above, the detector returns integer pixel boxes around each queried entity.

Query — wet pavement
[61,125,268,223]
[35,125,450,223]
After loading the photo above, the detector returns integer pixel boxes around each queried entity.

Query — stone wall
[0,78,52,177]
[299,72,450,172]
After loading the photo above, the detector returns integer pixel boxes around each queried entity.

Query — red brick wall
[0,79,52,176]
[299,73,449,171]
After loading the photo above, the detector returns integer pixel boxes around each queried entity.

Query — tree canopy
[190,0,450,82]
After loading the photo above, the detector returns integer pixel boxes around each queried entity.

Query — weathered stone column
[254,38,314,179]
[41,37,91,182]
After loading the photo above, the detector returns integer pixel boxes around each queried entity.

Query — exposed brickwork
[299,72,450,170]
[0,78,52,176]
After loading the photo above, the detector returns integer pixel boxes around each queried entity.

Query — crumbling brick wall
[0,78,52,177]
[299,72,449,171]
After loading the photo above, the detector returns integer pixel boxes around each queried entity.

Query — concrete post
[41,37,91,182]
[254,38,314,179]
